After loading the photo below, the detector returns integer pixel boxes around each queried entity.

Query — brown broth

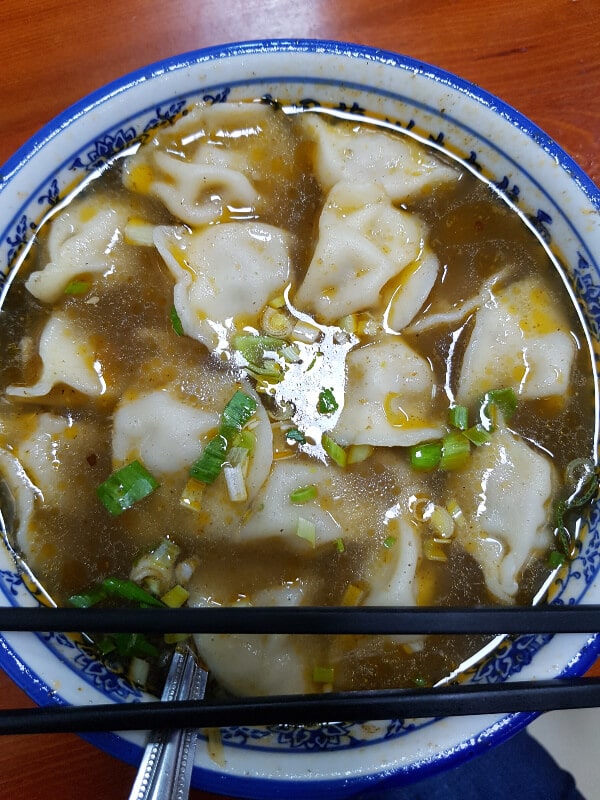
[0,103,596,695]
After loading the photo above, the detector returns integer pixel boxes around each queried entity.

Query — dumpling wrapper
[154,222,292,351]
[333,336,445,447]
[294,182,426,323]
[122,101,296,226]
[24,198,130,304]
[457,277,576,404]
[299,112,458,201]
[191,582,310,696]
[6,313,106,399]
[448,426,555,602]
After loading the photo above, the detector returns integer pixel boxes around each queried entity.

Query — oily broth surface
[0,103,595,693]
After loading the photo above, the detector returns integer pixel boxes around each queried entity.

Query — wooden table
[0,1,598,797]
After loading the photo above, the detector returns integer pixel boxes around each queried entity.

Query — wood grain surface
[0,1,598,798]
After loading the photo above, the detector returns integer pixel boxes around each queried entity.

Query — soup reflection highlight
[0,100,596,697]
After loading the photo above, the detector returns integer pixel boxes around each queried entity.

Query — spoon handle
[128,646,208,800]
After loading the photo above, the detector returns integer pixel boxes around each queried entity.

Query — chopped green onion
[68,587,107,608]
[317,388,339,415]
[170,305,184,336]
[548,550,566,569]
[290,484,318,504]
[285,428,306,444]
[221,390,259,434]
[335,537,346,553]
[312,665,335,684]
[223,463,248,502]
[160,584,190,608]
[189,434,229,484]
[64,279,91,295]
[110,632,159,659]
[101,577,165,607]
[463,424,491,446]
[448,404,468,430]
[383,535,397,549]
[414,675,428,687]
[97,460,159,516]
[128,656,150,688]
[439,431,471,470]
[322,433,347,468]
[346,444,374,465]
[232,428,256,453]
[296,517,316,547]
[409,441,442,471]
[479,387,518,430]
[190,391,257,484]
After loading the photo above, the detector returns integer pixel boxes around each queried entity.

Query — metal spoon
[128,644,208,800]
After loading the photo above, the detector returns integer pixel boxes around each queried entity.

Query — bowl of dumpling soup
[0,40,598,799]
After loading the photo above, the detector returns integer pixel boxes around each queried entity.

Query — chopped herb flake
[97,460,159,516]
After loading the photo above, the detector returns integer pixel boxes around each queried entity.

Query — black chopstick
[0,604,599,635]
[2,677,600,735]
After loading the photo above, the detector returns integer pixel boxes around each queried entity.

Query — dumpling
[5,312,107,399]
[457,277,576,404]
[112,383,273,499]
[383,247,439,332]
[299,112,457,201]
[333,336,445,447]
[191,582,310,696]
[122,101,302,226]
[447,426,555,602]
[294,181,426,323]
[239,460,343,546]
[154,223,292,351]
[24,197,131,303]
[0,447,41,557]
[111,389,220,477]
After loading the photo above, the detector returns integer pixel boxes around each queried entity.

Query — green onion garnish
[439,431,471,470]
[479,387,518,430]
[409,441,442,471]
[463,424,491,446]
[322,433,347,468]
[317,388,339,415]
[97,460,159,516]
[286,428,306,444]
[64,279,91,295]
[68,576,165,609]
[290,484,318,504]
[170,305,184,336]
[548,550,566,569]
[448,404,468,430]
[189,434,229,484]
[336,537,346,553]
[189,391,258,484]
[312,665,335,684]
[383,535,397,548]
[296,517,316,547]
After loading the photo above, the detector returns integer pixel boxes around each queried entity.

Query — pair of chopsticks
[1,603,600,734]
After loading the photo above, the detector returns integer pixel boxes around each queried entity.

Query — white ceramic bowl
[0,40,599,799]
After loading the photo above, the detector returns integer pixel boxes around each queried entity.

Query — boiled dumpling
[383,247,439,332]
[294,181,426,323]
[299,112,457,201]
[24,197,131,304]
[333,336,445,447]
[112,382,273,499]
[6,312,107,399]
[448,426,555,602]
[239,459,343,546]
[122,101,301,226]
[111,389,220,477]
[457,277,576,404]
[191,582,310,696]
[154,223,292,351]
